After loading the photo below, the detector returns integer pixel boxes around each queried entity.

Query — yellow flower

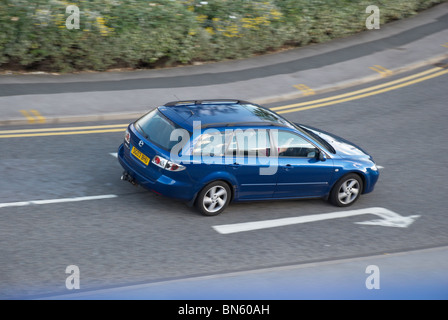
[96,16,113,36]
[270,9,282,19]
[196,14,208,24]
[222,24,240,38]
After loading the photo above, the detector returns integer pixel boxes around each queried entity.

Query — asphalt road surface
[0,66,447,299]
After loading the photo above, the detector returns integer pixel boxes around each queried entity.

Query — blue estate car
[118,100,379,216]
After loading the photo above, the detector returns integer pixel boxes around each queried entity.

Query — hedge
[0,0,446,72]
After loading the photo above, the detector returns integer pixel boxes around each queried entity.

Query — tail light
[124,129,130,145]
[152,155,185,172]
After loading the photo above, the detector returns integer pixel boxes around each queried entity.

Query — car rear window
[134,109,184,151]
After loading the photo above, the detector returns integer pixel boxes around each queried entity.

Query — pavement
[42,245,448,300]
[0,2,447,125]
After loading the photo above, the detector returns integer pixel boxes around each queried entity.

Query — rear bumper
[117,144,196,201]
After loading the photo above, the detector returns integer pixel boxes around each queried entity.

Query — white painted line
[213,207,420,234]
[0,195,117,209]
[377,165,384,169]
[0,201,29,208]
[110,153,118,158]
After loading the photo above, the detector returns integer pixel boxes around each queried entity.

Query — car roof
[157,100,295,132]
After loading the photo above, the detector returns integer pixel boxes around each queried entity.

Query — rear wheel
[330,173,363,207]
[196,181,231,216]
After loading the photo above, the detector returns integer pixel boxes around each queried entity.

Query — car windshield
[296,124,336,154]
[134,109,184,151]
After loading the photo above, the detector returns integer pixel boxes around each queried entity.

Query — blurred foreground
[1,0,445,72]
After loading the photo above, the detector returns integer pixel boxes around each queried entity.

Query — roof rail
[164,100,196,107]
[193,121,288,129]
[164,99,252,107]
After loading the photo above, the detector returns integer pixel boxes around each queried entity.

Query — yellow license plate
[131,146,150,165]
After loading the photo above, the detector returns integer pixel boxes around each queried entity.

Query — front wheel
[196,181,231,216]
[330,174,363,207]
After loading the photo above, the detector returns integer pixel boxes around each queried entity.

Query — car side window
[275,131,317,158]
[227,129,271,157]
[226,134,238,155]
[193,131,227,157]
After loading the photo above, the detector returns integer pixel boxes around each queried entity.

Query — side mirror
[318,150,327,161]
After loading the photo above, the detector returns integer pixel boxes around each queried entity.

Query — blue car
[118,100,379,216]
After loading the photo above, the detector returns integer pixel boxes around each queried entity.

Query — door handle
[230,162,240,168]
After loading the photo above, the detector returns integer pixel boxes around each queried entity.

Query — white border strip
[0,195,117,209]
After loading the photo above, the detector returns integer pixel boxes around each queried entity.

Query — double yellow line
[369,65,393,77]
[1,65,447,138]
[20,110,46,124]
[272,65,448,114]
[0,124,128,139]
[293,84,315,96]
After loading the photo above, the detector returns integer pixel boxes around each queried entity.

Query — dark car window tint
[135,109,182,151]
[193,131,228,157]
[276,131,317,158]
[231,129,270,157]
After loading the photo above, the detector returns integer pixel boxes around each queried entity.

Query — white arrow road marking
[0,195,117,209]
[110,152,118,158]
[354,208,419,227]
[213,207,420,234]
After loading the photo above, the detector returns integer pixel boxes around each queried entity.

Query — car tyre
[330,173,363,207]
[196,181,231,216]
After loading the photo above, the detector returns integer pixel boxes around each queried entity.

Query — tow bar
[121,172,138,186]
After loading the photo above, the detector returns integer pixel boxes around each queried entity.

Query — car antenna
[172,93,195,117]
